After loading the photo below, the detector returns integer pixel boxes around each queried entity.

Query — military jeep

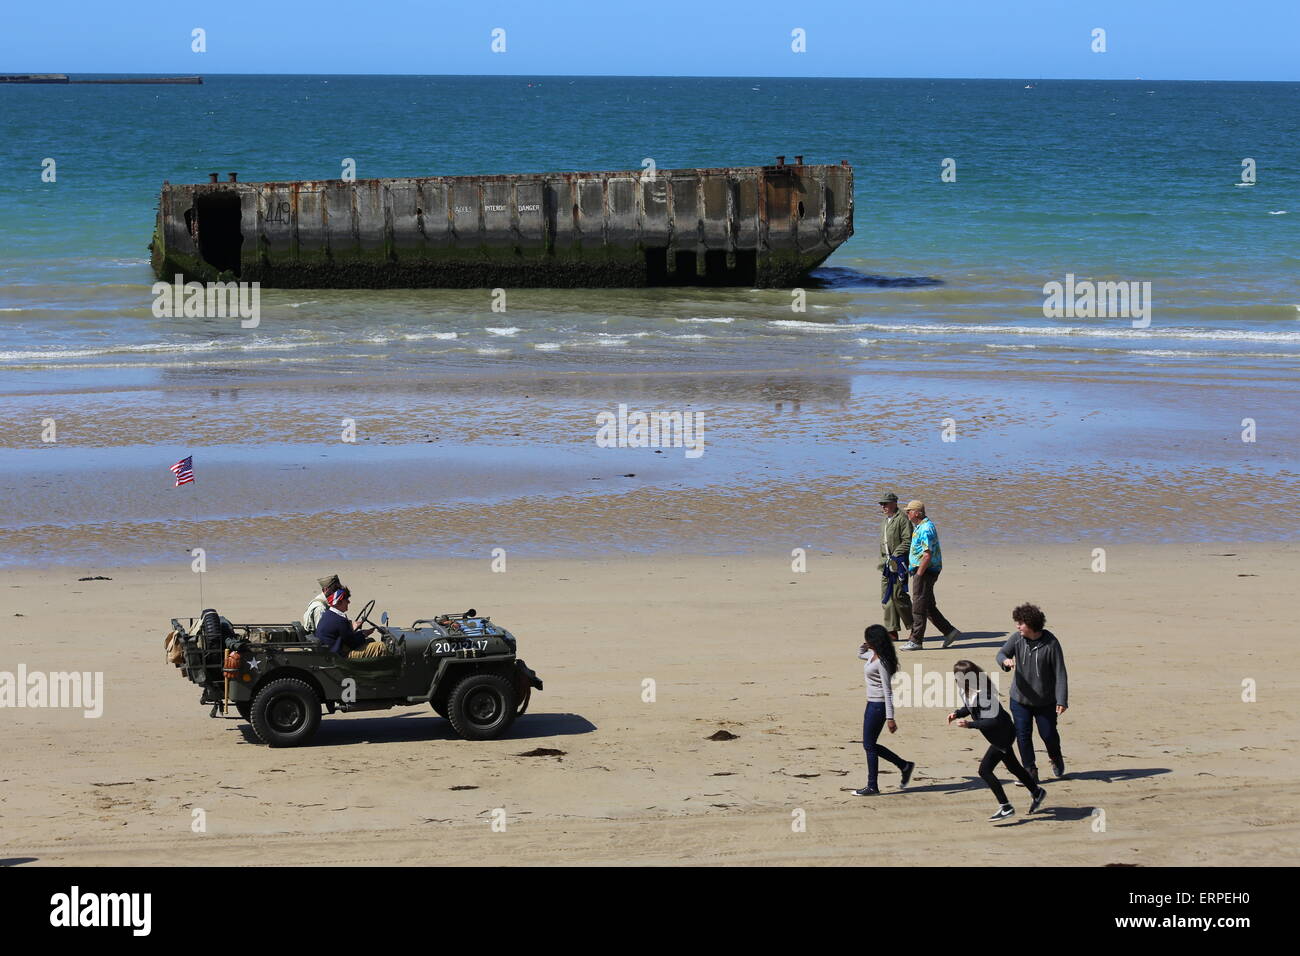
[167,601,543,747]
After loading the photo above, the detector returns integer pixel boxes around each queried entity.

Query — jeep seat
[248,625,310,644]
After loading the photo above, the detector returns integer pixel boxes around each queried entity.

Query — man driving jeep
[314,587,391,659]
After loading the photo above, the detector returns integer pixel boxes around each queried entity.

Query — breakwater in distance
[0,74,202,84]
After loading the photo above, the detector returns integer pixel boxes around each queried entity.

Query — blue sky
[2,0,1297,80]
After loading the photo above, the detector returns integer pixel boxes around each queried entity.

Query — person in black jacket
[997,602,1069,782]
[947,660,1047,821]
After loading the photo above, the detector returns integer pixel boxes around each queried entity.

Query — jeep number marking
[433,640,489,654]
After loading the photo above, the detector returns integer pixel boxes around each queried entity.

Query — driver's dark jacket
[315,608,365,655]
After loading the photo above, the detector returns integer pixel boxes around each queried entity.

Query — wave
[768,320,853,333]
[676,316,736,324]
[2,355,332,371]
[846,321,1300,344]
[1128,348,1299,359]
[0,335,341,363]
[486,327,521,336]
[1,340,226,361]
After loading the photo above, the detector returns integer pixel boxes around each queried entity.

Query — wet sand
[1,546,1297,866]
[3,363,1298,567]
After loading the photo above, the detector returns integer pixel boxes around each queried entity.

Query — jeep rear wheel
[447,673,516,741]
[250,678,320,747]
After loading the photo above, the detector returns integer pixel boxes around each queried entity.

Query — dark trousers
[909,568,955,643]
[862,701,906,789]
[1010,699,1063,771]
[978,744,1038,805]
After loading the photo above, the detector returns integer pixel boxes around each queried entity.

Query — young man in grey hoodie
[996,603,1068,783]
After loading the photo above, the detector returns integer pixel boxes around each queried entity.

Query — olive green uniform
[878,511,913,632]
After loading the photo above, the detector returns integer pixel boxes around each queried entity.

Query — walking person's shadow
[1060,767,1170,784]
[994,805,1096,826]
[941,631,1012,651]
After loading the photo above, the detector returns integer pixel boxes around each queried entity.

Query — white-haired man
[902,500,962,651]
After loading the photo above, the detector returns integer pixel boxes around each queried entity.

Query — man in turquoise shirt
[902,500,962,651]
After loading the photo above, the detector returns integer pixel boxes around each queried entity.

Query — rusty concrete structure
[150,159,853,288]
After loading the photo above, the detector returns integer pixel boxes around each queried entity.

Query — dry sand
[2,543,1297,866]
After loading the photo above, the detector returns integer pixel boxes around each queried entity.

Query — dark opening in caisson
[193,191,244,277]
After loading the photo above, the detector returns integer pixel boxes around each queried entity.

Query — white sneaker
[901,640,924,651]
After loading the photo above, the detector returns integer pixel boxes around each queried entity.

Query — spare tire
[200,608,222,649]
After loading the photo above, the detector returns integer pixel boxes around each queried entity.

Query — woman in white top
[856,625,916,796]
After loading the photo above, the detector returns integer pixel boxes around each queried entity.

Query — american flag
[170,456,194,486]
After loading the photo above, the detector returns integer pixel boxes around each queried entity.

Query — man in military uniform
[302,573,342,634]
[876,492,913,641]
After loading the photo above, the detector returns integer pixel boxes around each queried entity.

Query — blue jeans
[1010,698,1063,771]
[862,701,906,789]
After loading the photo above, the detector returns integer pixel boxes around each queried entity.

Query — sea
[2,76,1298,377]
[1,76,1298,566]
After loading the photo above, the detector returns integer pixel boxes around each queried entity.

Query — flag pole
[171,454,204,617]
[193,472,204,616]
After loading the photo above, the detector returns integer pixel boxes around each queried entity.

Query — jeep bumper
[516,660,543,691]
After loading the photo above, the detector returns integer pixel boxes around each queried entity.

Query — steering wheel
[355,598,378,631]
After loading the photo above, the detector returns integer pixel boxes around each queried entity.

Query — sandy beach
[3,544,1297,866]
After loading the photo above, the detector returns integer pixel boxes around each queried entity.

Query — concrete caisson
[150,159,854,288]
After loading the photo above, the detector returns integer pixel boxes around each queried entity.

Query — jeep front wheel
[250,678,321,747]
[447,673,516,741]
